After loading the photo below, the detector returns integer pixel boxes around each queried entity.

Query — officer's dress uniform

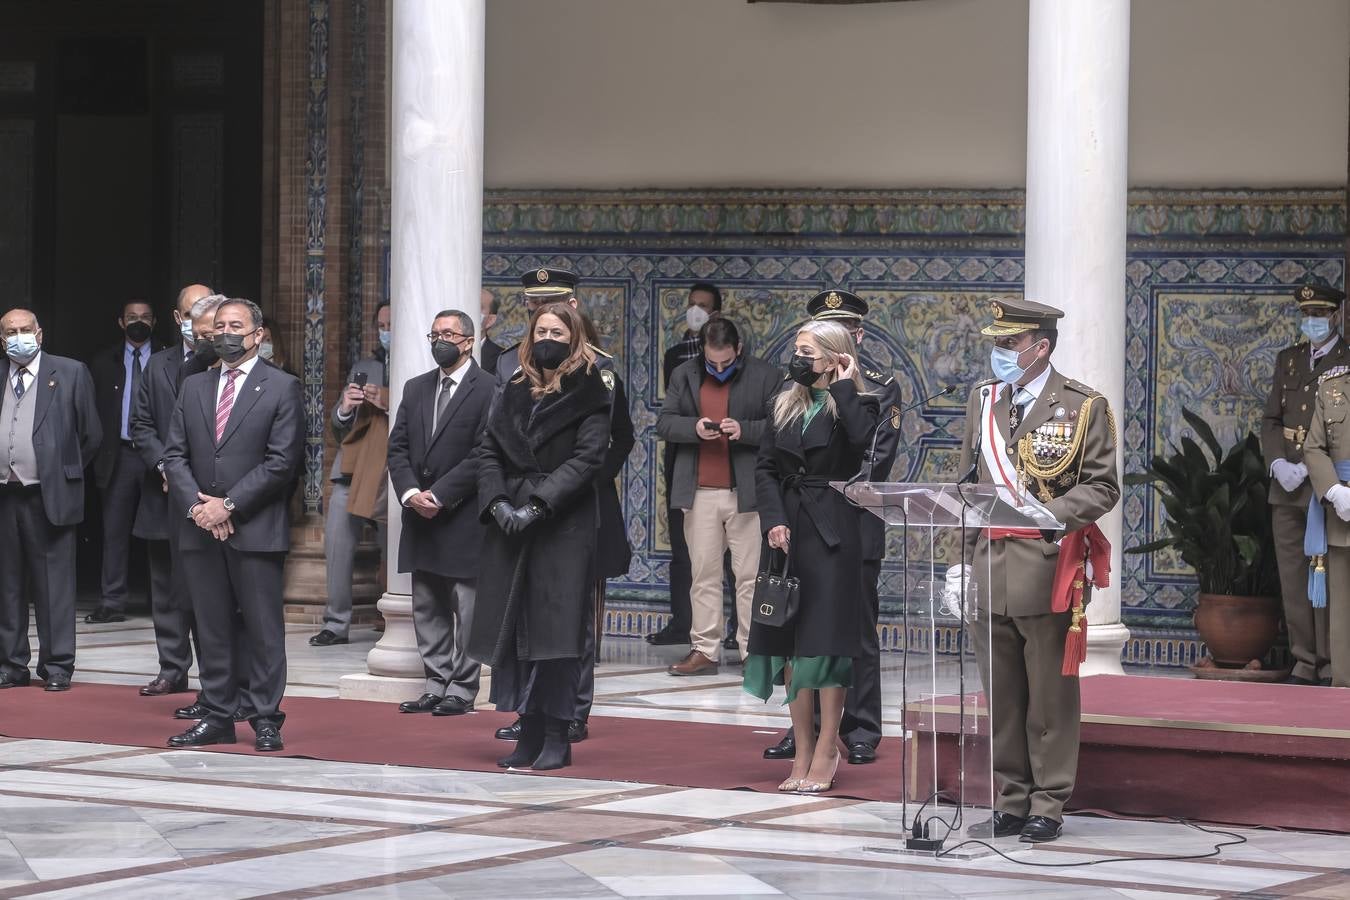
[1260,285,1350,685]
[1299,365,1350,687]
[957,298,1120,830]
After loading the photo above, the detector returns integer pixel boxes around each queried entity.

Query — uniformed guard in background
[954,296,1120,844]
[762,288,900,766]
[1260,283,1349,686]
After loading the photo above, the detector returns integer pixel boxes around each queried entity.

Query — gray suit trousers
[322,480,386,638]
[410,572,480,701]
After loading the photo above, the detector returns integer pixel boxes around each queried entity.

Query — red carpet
[0,682,903,801]
[916,675,1350,833]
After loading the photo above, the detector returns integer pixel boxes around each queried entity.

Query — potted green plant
[1125,408,1284,675]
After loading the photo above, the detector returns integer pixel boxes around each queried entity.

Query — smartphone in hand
[353,371,369,388]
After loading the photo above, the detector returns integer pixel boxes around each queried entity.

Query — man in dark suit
[87,299,163,623]
[163,297,305,751]
[389,309,495,717]
[129,285,216,696]
[479,288,505,377]
[0,308,101,691]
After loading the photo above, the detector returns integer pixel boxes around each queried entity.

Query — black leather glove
[490,499,515,532]
[505,501,545,535]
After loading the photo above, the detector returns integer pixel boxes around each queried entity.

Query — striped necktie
[215,368,242,442]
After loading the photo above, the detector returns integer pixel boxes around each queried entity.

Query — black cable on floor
[933,817,1248,867]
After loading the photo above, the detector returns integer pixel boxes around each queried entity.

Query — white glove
[1327,484,1350,522]
[939,564,977,622]
[1271,459,1307,493]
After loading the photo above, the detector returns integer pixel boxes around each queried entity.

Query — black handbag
[751,549,800,628]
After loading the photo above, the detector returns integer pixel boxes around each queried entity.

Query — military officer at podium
[1261,284,1350,687]
[954,297,1120,844]
[762,289,900,767]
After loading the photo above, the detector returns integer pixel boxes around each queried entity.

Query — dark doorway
[0,0,265,603]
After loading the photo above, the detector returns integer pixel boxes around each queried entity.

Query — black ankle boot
[529,716,573,771]
[497,714,544,768]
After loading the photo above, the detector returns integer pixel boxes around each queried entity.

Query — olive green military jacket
[1261,339,1350,508]
[957,367,1121,618]
[1302,371,1350,548]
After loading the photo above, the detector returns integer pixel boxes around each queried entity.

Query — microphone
[848,384,957,487]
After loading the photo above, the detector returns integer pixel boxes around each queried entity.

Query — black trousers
[0,483,77,680]
[665,455,693,633]
[575,580,606,722]
[840,558,883,748]
[147,533,200,684]
[99,444,147,612]
[184,543,287,731]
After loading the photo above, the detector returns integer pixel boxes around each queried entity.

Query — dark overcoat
[467,366,612,665]
[750,379,879,658]
[387,360,495,579]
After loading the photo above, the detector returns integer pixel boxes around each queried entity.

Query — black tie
[13,368,27,399]
[131,346,144,393]
[434,374,454,432]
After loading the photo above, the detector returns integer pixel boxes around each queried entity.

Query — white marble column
[1024,0,1131,676]
[339,0,485,701]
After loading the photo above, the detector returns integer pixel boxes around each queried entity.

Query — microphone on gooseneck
[848,384,957,487]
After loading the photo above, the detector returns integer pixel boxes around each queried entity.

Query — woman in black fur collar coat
[467,302,612,771]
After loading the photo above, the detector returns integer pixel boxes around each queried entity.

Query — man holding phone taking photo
[657,318,781,675]
[312,301,391,647]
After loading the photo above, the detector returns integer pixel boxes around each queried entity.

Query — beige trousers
[684,488,761,661]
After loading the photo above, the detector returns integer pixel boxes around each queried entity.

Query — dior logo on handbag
[751,549,800,628]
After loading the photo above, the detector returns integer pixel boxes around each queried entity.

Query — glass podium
[832,480,1064,857]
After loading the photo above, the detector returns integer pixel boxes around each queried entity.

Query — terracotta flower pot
[1193,593,1282,668]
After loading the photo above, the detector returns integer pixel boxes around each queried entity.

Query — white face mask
[258,341,274,361]
[686,305,710,333]
[179,319,194,342]
[5,333,39,364]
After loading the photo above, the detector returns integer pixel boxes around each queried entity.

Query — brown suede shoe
[667,650,719,676]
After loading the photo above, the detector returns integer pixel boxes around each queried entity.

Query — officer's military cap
[980,296,1065,337]
[521,267,578,298]
[1295,284,1345,314]
[807,289,868,322]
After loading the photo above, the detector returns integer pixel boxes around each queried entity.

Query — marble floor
[1,613,1345,898]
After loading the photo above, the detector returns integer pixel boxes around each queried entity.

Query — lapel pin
[254,386,261,392]
[48,380,55,387]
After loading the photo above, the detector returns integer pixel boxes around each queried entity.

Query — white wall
[482,0,1348,190]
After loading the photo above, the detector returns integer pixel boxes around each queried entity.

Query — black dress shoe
[763,732,795,760]
[1019,815,1063,843]
[967,810,1027,838]
[84,606,126,624]
[308,629,348,647]
[0,670,31,689]
[140,676,189,697]
[644,627,687,646]
[722,634,739,651]
[432,696,473,717]
[255,725,284,752]
[1320,678,1334,687]
[400,692,442,713]
[174,702,209,719]
[44,674,71,692]
[568,721,588,743]
[1285,674,1316,686]
[495,718,522,741]
[168,720,236,747]
[846,741,877,765]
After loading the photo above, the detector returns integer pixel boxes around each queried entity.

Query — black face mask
[788,354,821,386]
[212,333,249,364]
[125,321,153,343]
[193,337,219,364]
[531,339,570,371]
[432,339,462,369]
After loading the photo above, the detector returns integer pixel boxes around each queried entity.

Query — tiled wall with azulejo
[472,189,1345,665]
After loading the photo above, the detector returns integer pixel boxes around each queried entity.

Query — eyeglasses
[427,330,471,343]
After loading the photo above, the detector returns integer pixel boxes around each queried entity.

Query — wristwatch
[223,497,236,512]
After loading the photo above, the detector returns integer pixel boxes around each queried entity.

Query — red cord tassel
[1062,591,1087,676]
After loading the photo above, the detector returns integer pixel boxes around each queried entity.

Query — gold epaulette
[1063,378,1101,398]
[588,343,612,359]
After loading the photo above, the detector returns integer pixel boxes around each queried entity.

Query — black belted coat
[467,366,612,666]
[749,379,880,659]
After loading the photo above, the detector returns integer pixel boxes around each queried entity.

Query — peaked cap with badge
[521,267,579,298]
[981,296,1065,337]
[1295,283,1346,314]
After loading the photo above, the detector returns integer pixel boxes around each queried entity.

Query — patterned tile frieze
[470,190,1346,647]
[302,0,331,515]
